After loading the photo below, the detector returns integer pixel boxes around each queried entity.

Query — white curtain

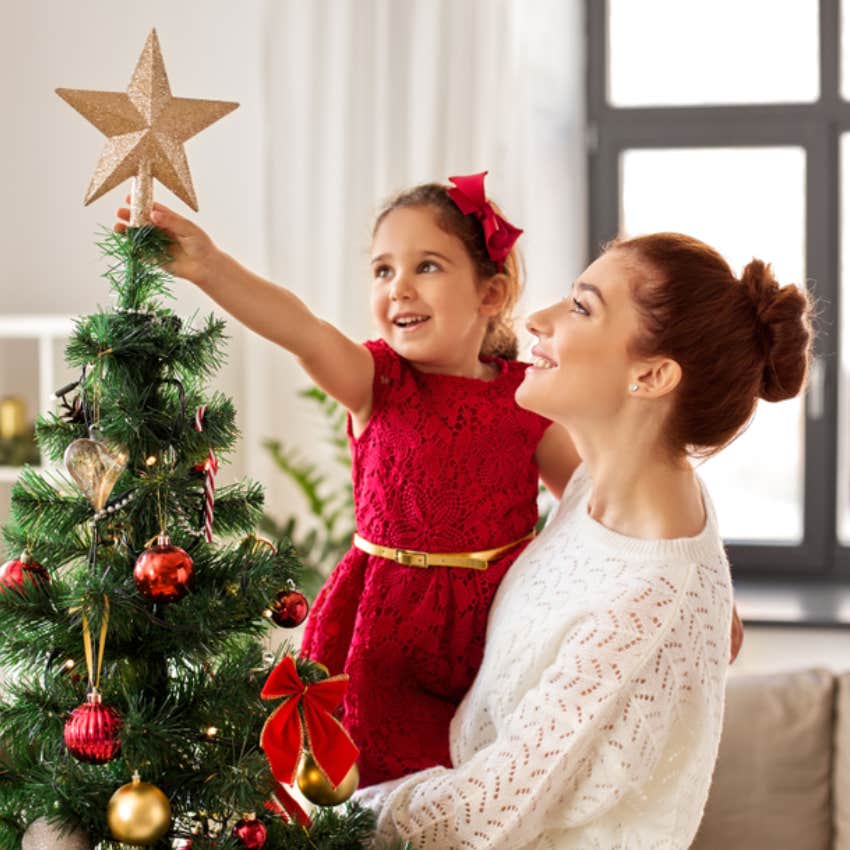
[242,0,586,522]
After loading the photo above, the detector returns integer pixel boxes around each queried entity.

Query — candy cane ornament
[194,405,219,542]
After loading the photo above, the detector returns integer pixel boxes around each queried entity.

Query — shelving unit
[0,316,75,516]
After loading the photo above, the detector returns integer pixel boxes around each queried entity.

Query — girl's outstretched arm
[535,423,581,500]
[115,201,374,421]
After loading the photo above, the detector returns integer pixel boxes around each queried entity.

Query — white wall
[1,0,268,488]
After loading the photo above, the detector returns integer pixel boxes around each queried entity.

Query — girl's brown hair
[374,183,523,359]
[610,232,812,458]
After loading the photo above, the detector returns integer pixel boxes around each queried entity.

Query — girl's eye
[571,298,589,316]
[373,265,392,280]
[418,260,440,273]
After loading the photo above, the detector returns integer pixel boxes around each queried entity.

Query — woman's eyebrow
[576,281,606,305]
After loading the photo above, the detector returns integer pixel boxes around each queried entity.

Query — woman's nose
[525,308,551,337]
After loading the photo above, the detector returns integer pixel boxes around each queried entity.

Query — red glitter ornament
[267,588,309,628]
[0,552,48,592]
[133,534,194,602]
[64,691,122,764]
[232,815,267,849]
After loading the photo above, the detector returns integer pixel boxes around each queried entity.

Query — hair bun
[740,259,812,402]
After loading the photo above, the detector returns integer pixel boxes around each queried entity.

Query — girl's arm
[535,423,581,500]
[116,202,374,421]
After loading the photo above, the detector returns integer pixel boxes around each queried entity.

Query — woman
[354,232,812,849]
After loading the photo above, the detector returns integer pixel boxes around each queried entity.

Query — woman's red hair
[610,232,812,458]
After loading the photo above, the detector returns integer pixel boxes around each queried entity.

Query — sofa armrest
[691,668,834,850]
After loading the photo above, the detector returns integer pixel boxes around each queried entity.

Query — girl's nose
[389,272,414,301]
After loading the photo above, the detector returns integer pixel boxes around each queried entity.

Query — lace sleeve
[363,575,710,850]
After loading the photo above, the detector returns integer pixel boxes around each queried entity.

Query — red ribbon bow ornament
[447,171,523,265]
[260,656,359,789]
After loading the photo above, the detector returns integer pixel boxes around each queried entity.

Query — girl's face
[370,206,495,371]
[516,250,644,423]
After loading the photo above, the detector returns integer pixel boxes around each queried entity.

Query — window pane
[844,0,850,99]
[839,134,850,543]
[609,0,819,107]
[621,147,806,543]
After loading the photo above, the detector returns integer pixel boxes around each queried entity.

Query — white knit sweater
[354,463,733,850]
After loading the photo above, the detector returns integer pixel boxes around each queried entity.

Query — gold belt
[352,530,535,570]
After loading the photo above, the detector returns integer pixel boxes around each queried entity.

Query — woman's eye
[418,260,440,273]
[571,298,589,316]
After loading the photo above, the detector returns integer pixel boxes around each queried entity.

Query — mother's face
[516,250,644,423]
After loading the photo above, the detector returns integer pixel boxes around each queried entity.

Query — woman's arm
[116,202,374,419]
[535,423,581,500]
[358,575,727,850]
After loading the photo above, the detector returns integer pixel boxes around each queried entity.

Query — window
[588,0,847,579]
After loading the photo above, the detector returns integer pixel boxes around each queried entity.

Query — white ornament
[22,817,91,850]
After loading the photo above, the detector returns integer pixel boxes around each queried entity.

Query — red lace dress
[299,339,551,787]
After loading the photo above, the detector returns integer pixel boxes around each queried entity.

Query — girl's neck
[402,347,499,380]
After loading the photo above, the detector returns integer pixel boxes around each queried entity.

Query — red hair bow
[260,656,360,789]
[447,171,523,265]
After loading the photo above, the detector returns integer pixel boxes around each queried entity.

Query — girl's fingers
[149,204,196,239]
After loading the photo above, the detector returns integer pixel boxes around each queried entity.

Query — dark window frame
[586,0,850,581]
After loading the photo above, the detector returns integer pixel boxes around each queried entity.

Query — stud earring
[629,383,639,392]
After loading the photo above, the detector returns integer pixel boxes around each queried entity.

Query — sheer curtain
[243,0,585,521]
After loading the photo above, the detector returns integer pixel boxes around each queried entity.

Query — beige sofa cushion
[836,672,850,850]
[691,668,834,850]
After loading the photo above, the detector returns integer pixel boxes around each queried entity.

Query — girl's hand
[114,199,219,287]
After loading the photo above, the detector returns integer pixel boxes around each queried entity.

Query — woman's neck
[569,422,705,541]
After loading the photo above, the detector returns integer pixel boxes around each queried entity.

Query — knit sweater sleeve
[357,568,724,850]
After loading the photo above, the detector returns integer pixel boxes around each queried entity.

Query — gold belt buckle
[396,548,428,568]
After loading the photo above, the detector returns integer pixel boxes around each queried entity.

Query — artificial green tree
[0,224,388,849]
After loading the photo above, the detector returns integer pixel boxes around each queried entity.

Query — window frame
[586,0,849,580]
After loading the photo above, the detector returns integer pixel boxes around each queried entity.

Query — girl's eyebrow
[423,250,454,265]
[371,250,455,265]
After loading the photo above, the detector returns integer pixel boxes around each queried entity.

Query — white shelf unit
[0,315,75,485]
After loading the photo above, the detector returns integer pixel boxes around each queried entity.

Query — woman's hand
[729,604,744,664]
[114,199,220,287]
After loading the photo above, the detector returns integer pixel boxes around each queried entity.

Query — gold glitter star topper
[56,29,238,225]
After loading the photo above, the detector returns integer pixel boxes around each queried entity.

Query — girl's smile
[370,205,502,377]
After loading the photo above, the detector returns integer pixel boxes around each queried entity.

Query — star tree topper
[56,29,238,225]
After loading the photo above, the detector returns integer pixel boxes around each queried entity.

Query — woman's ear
[479,274,509,317]
[633,357,682,399]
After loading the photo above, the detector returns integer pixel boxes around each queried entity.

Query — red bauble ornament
[232,815,267,849]
[64,691,122,764]
[0,552,48,593]
[267,588,309,628]
[133,534,194,602]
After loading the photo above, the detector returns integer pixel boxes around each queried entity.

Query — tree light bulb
[145,455,157,466]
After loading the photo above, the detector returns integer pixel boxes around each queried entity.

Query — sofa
[691,668,849,850]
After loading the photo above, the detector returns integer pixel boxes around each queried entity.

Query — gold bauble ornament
[296,752,359,806]
[106,772,171,845]
[63,432,128,511]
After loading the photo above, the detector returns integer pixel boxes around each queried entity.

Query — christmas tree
[0,29,401,850]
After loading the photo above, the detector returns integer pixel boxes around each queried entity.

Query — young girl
[115,172,580,787]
